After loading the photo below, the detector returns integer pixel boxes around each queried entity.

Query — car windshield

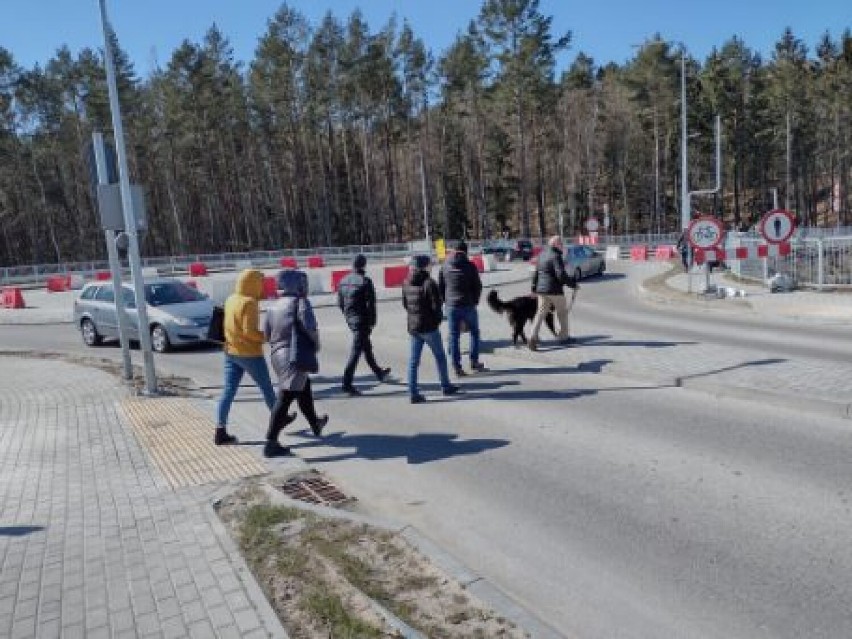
[144,282,205,306]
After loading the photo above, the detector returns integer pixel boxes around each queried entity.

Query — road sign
[686,216,725,250]
[758,209,796,244]
[586,217,600,232]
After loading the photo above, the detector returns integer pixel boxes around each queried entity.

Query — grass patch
[302,590,385,638]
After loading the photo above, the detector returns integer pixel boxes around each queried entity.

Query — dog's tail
[486,289,507,314]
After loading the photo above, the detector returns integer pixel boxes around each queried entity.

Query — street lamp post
[680,49,690,231]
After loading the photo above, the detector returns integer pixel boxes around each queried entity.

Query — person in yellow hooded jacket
[215,269,278,445]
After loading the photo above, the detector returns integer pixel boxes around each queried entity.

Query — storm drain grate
[276,475,352,507]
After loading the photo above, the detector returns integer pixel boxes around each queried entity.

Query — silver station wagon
[73,278,215,352]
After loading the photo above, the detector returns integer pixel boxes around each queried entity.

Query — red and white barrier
[694,241,791,265]
[47,275,71,293]
[262,276,279,300]
[330,269,351,292]
[306,256,324,268]
[0,287,25,309]
[630,245,648,261]
[470,255,485,273]
[189,262,208,277]
[94,271,111,281]
[654,245,676,260]
[280,257,298,269]
[383,265,410,288]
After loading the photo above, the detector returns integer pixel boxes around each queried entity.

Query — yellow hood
[235,269,264,300]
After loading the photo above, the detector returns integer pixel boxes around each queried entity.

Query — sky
[1,0,849,77]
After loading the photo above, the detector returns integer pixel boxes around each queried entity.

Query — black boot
[265,412,297,441]
[263,441,291,457]
[310,415,329,437]
[215,428,237,446]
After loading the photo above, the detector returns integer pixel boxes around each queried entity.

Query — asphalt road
[2,267,852,639]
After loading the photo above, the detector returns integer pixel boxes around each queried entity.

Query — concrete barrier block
[305,270,326,294]
[142,267,159,278]
[605,246,620,261]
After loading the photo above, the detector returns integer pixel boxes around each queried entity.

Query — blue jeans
[447,305,480,370]
[217,353,277,427]
[408,330,452,397]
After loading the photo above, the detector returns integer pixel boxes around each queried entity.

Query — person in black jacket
[337,254,391,396]
[438,241,485,376]
[403,255,460,403]
[529,236,578,351]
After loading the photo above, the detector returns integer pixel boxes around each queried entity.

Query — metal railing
[728,234,852,289]
[4,228,851,290]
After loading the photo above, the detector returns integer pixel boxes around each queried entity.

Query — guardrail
[4,228,851,290]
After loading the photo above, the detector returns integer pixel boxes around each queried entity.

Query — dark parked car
[73,278,215,352]
[482,239,534,261]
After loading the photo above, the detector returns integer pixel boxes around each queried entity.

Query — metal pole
[419,151,431,254]
[680,50,690,231]
[98,0,157,394]
[93,131,132,381]
[785,110,792,211]
[771,188,778,210]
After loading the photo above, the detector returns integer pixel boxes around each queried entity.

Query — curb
[204,497,291,639]
[209,479,568,639]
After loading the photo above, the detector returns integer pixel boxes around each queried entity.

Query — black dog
[487,290,555,346]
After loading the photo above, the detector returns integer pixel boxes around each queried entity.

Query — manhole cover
[276,475,352,507]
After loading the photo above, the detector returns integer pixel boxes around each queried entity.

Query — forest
[0,0,851,266]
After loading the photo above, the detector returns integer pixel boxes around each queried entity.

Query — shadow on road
[0,526,44,537]
[292,431,510,464]
[675,357,787,384]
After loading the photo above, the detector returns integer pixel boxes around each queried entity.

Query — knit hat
[352,254,367,270]
[413,254,431,270]
[455,240,468,254]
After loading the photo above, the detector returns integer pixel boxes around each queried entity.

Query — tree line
[0,0,850,266]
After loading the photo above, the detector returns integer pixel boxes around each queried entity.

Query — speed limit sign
[686,216,725,250]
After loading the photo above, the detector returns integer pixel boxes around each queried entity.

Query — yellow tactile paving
[121,397,267,489]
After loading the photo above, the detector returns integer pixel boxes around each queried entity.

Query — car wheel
[81,318,102,347]
[575,267,582,281]
[151,324,171,353]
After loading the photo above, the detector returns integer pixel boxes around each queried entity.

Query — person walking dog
[529,236,577,351]
[215,269,277,445]
[263,269,328,457]
[338,254,391,396]
[403,255,460,403]
[438,240,485,377]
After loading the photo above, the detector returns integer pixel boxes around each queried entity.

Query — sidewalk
[643,262,852,323]
[0,357,287,639]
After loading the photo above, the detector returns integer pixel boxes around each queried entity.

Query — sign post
[98,0,157,394]
[93,131,132,381]
[686,215,725,294]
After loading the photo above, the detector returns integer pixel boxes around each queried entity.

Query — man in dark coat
[402,255,460,403]
[337,254,391,396]
[529,236,577,351]
[438,240,484,376]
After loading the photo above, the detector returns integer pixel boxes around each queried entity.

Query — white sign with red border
[585,217,600,232]
[686,216,725,250]
[758,209,796,244]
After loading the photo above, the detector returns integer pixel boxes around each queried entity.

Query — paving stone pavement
[0,358,286,639]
